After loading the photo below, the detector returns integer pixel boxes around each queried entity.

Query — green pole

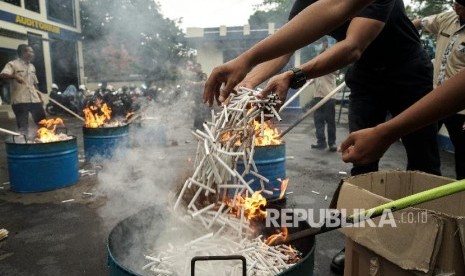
[350,179,465,222]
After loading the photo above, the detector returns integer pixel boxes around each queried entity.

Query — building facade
[186,24,328,111]
[0,0,84,107]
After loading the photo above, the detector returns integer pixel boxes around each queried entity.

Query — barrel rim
[5,135,77,145]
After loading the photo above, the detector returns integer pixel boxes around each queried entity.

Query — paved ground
[0,100,455,276]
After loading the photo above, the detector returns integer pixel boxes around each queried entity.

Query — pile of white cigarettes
[143,234,301,276]
[173,87,282,235]
[142,88,303,275]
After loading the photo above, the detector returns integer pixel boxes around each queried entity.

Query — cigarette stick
[207,203,225,229]
[174,179,190,210]
[191,203,216,218]
[185,232,214,247]
[311,190,320,195]
[212,154,236,177]
[249,170,269,183]
[189,178,216,194]
[61,199,75,203]
[187,188,203,209]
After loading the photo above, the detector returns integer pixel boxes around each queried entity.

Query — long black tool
[278,82,346,138]
[269,178,465,246]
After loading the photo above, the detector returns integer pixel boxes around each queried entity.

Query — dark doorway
[50,39,78,90]
[27,33,47,93]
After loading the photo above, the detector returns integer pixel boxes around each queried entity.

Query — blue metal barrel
[6,137,79,193]
[83,125,129,161]
[236,143,286,199]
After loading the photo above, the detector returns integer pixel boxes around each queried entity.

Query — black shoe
[330,248,345,275]
[328,144,338,152]
[311,143,326,150]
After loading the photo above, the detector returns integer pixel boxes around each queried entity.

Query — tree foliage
[80,0,189,83]
[248,0,294,27]
[404,0,451,19]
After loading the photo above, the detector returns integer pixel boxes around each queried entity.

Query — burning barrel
[82,102,131,161]
[107,206,315,276]
[83,125,129,161]
[237,143,286,199]
[6,136,79,193]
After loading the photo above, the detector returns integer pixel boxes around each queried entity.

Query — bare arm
[239,54,293,89]
[0,72,24,84]
[203,0,377,106]
[340,69,465,164]
[259,17,384,100]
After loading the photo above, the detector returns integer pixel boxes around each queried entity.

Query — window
[25,0,40,13]
[47,0,75,27]
[0,0,20,6]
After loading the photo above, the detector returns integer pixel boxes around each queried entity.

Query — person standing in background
[413,1,465,179]
[0,44,46,135]
[310,39,338,151]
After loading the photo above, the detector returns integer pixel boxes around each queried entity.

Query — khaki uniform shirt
[1,58,41,104]
[422,11,465,114]
[314,71,338,98]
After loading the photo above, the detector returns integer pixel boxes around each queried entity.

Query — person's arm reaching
[340,69,465,164]
[238,54,293,89]
[259,16,384,101]
[203,0,383,106]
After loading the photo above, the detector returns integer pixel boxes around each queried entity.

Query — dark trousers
[11,103,46,134]
[345,53,441,176]
[439,114,465,179]
[312,97,336,146]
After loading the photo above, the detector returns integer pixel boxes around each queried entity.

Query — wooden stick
[48,98,85,122]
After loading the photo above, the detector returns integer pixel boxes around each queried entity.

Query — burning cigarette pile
[35,118,73,143]
[173,87,283,233]
[142,88,302,275]
[143,234,301,275]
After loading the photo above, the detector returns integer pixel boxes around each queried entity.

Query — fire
[265,227,288,246]
[37,118,64,142]
[220,117,282,146]
[83,102,113,128]
[253,121,282,146]
[232,191,267,220]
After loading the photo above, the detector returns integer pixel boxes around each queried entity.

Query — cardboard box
[330,171,465,275]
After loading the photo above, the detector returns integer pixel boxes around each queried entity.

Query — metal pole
[278,82,346,138]
[0,127,21,136]
[280,79,314,111]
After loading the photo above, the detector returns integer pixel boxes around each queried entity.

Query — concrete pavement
[0,102,455,276]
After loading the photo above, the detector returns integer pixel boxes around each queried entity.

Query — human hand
[203,57,252,106]
[339,126,394,165]
[257,71,293,110]
[15,75,25,84]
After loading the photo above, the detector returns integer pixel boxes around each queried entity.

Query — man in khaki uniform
[414,0,465,179]
[311,40,339,151]
[0,44,46,135]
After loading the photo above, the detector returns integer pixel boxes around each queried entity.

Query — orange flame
[253,121,282,146]
[265,227,288,245]
[37,118,64,142]
[220,116,282,146]
[83,103,112,128]
[232,191,267,220]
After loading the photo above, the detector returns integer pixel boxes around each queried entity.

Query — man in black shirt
[232,0,441,273]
